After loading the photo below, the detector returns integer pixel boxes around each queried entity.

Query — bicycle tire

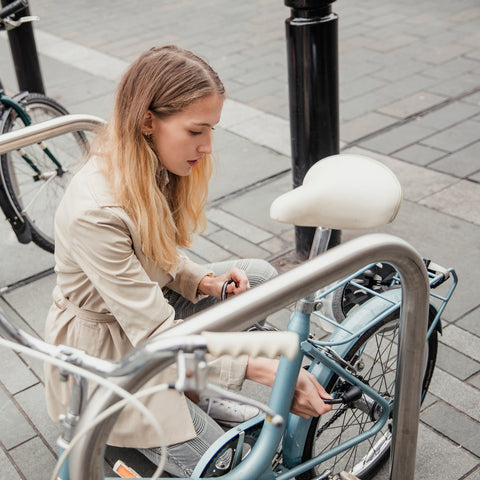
[323,263,399,325]
[0,93,89,252]
[299,305,438,480]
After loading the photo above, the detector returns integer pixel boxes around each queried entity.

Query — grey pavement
[0,0,479,478]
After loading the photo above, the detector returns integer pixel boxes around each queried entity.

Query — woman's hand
[198,268,249,299]
[291,368,332,418]
[245,358,332,418]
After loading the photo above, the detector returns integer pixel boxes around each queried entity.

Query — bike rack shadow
[0,116,429,480]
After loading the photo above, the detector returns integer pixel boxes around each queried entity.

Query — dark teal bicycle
[0,2,88,252]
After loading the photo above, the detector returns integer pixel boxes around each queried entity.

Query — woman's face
[146,93,224,176]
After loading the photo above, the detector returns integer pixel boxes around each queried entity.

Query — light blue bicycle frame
[62,233,457,480]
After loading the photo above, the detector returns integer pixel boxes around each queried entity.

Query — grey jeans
[139,258,277,477]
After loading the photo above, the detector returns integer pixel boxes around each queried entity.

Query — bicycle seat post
[308,226,332,260]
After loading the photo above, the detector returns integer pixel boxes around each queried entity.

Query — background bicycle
[0,1,90,253]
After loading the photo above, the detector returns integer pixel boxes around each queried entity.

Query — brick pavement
[0,0,479,478]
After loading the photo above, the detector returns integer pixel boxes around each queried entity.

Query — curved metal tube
[70,233,429,480]
[0,113,106,154]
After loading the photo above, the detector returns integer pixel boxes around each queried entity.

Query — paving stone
[189,236,234,263]
[422,402,480,456]
[0,349,39,395]
[366,33,418,53]
[457,307,480,337]
[414,43,473,64]
[373,73,438,101]
[429,141,480,178]
[0,448,21,479]
[210,128,291,200]
[207,208,273,244]
[266,308,294,331]
[341,75,387,101]
[463,91,480,107]
[9,436,57,480]
[469,372,480,390]
[393,143,446,166]
[378,91,447,119]
[207,229,271,260]
[373,58,429,82]
[15,384,61,451]
[440,324,480,363]
[372,423,479,480]
[429,73,480,97]
[436,342,480,381]
[419,179,480,226]
[469,171,480,182]
[422,57,479,81]
[259,234,294,256]
[341,90,395,122]
[0,386,35,450]
[359,121,436,155]
[421,119,480,152]
[417,101,479,131]
[0,219,54,289]
[465,468,480,480]
[340,111,398,143]
[221,174,293,236]
[4,274,56,339]
[429,369,480,421]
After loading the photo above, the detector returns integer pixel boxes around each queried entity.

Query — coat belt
[54,287,115,323]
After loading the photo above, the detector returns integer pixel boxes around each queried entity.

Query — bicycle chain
[315,404,349,440]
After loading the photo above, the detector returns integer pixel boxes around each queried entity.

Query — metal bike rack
[0,113,106,154]
[71,233,429,480]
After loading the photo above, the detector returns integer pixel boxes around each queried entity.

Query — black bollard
[285,0,340,260]
[1,0,45,94]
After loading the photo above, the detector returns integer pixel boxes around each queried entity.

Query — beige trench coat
[44,157,248,448]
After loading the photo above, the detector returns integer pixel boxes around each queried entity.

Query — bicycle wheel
[299,306,438,480]
[0,93,89,252]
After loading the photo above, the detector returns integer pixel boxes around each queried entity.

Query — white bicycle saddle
[270,154,402,229]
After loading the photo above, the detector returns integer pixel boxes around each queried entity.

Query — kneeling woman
[44,45,331,477]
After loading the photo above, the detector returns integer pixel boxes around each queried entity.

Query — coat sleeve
[69,206,179,346]
[166,250,213,303]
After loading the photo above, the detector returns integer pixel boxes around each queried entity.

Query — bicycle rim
[301,308,438,480]
[0,93,88,252]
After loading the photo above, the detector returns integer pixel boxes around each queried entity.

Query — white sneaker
[198,397,261,427]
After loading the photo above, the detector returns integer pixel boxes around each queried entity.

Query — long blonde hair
[93,45,224,271]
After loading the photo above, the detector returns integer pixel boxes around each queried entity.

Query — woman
[44,45,331,477]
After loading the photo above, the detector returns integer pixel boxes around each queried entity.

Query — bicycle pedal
[113,460,141,478]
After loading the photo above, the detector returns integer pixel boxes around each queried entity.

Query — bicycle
[0,0,89,252]
[0,152,457,480]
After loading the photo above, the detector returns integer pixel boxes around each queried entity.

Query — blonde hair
[93,45,224,271]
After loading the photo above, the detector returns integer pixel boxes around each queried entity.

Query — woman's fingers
[223,268,249,296]
[291,369,332,418]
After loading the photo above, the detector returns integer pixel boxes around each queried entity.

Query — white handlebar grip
[202,332,299,360]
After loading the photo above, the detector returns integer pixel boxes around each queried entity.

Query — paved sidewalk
[0,0,479,478]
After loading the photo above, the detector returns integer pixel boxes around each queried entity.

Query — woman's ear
[142,110,154,136]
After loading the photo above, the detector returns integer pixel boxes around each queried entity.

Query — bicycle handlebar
[0,309,298,380]
[203,331,298,360]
